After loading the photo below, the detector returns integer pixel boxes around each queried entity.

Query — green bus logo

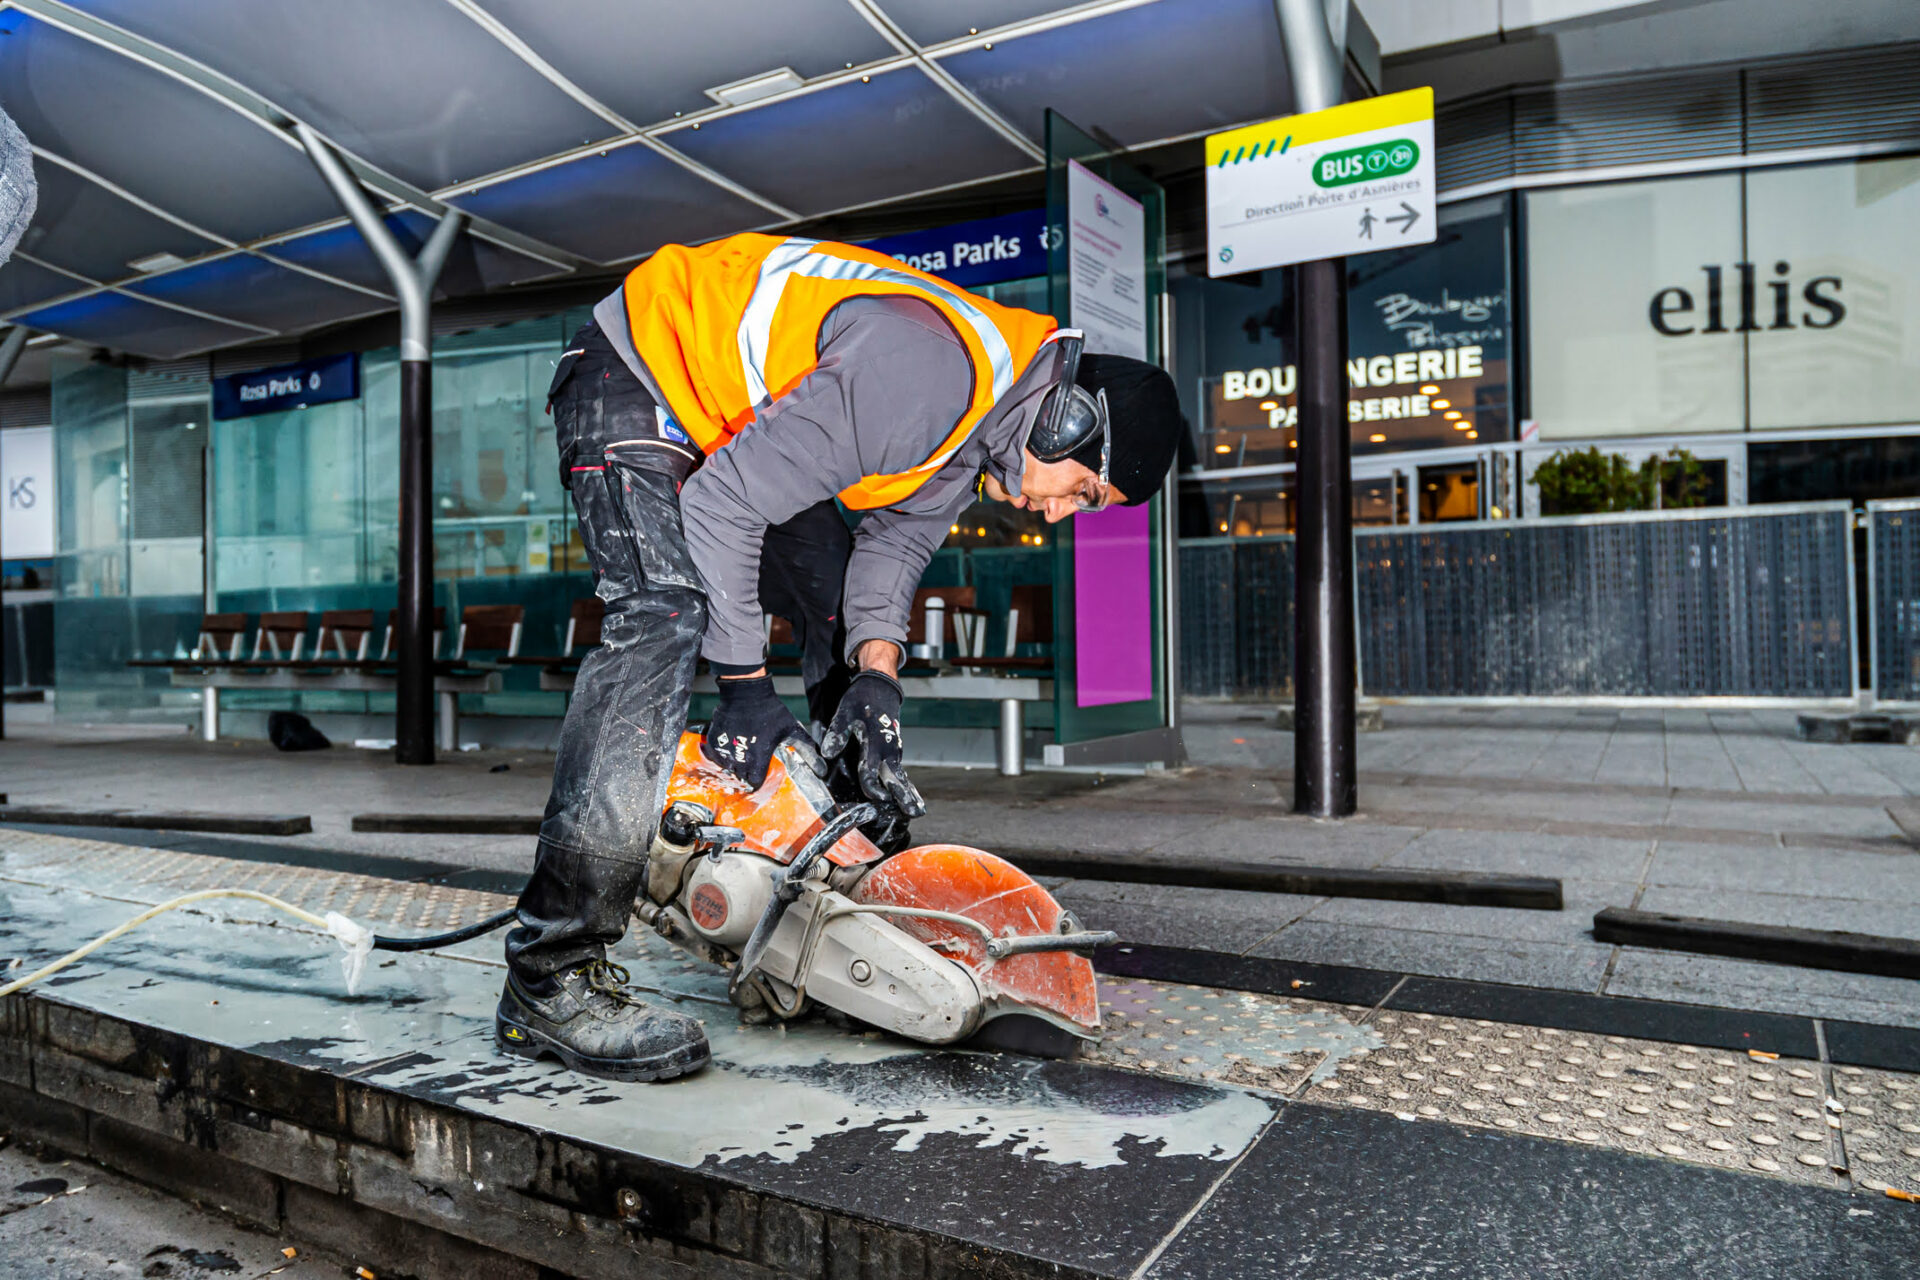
[1314,139,1419,187]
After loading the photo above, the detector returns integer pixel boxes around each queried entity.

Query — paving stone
[1603,950,1920,1030]
[1325,1010,1838,1186]
[1301,879,1638,945]
[1831,1066,1920,1196]
[1665,798,1906,839]
[1635,886,1920,939]
[1387,826,1653,881]
[1251,921,1613,993]
[1645,842,1920,904]
[1051,882,1324,952]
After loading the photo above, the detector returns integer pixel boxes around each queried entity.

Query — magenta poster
[1072,503,1153,707]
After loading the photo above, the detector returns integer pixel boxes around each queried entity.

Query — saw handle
[985,930,1121,960]
[729,801,876,998]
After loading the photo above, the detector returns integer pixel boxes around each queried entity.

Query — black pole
[1292,255,1355,816]
[395,359,434,764]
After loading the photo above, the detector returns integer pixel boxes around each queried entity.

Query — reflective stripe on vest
[618,234,1054,509]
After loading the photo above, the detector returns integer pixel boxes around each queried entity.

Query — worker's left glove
[819,671,926,818]
[705,675,819,789]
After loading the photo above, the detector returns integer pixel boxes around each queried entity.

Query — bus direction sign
[1206,87,1435,276]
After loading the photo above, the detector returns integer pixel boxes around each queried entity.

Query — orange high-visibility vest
[619,233,1057,509]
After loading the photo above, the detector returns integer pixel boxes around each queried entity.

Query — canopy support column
[294,124,465,765]
[0,324,28,743]
[1275,0,1357,817]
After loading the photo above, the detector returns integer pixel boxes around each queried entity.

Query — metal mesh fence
[1356,505,1855,698]
[1179,505,1855,700]
[1178,538,1294,699]
[1870,501,1920,704]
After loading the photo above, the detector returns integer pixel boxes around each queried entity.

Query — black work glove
[818,671,926,818]
[704,675,819,789]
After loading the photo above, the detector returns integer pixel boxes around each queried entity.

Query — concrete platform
[2,831,1917,1278]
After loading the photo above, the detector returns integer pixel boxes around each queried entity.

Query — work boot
[495,959,709,1082]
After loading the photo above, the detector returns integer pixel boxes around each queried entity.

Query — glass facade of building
[26,146,1920,715]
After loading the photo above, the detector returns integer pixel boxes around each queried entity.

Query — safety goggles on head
[1027,330,1112,512]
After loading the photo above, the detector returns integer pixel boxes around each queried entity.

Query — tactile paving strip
[1083,978,1920,1193]
[1086,979,1381,1096]
[1831,1066,1920,1194]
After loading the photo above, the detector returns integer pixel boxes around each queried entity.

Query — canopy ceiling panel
[265,213,565,298]
[473,0,898,127]
[879,0,1088,47]
[64,0,614,192]
[122,254,387,333]
[8,162,220,283]
[18,291,260,360]
[0,255,83,314]
[666,68,1034,217]
[0,15,341,241]
[452,144,773,266]
[941,0,1296,147]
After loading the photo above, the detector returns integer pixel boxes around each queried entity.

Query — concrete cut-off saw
[638,731,1118,1057]
[0,730,1117,1060]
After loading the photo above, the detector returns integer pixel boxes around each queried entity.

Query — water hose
[0,891,517,999]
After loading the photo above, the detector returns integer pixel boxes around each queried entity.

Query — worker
[496,233,1183,1081]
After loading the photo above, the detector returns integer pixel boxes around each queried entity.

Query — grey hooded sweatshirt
[592,288,1059,671]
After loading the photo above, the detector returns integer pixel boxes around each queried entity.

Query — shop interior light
[1214,443,1232,453]
[1288,439,1298,448]
[976,527,987,537]
[1219,522,1229,531]
[1431,398,1451,410]
[1419,384,1440,395]
[1259,400,1278,411]
[1452,422,1470,431]
[1467,430,1479,439]
[1444,410,1462,420]
[1368,433,1386,442]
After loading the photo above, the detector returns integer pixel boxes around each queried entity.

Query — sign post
[1208,22,1435,815]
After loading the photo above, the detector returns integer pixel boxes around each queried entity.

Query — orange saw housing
[663,732,1102,1036]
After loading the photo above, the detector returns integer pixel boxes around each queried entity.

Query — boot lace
[574,959,643,1008]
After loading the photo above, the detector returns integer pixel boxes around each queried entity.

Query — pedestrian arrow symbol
[1386,201,1421,235]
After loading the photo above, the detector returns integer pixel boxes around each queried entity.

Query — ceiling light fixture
[705,67,805,108]
[128,251,185,273]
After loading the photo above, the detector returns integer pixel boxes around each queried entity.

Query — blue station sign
[862,209,1050,289]
[212,352,359,420]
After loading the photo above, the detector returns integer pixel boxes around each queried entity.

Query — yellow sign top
[1206,86,1434,168]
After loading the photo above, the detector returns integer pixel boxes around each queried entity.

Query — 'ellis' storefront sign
[1648,262,1844,335]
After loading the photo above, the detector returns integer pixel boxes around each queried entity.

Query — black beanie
[1067,353,1185,506]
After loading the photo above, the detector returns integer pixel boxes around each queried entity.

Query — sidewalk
[1,829,1913,1278]
[3,701,1916,1029]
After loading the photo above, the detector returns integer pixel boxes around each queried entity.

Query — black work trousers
[506,324,849,982]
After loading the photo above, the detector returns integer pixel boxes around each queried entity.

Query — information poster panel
[1066,160,1148,361]
[1,425,54,560]
[1206,87,1436,275]
[1072,503,1153,707]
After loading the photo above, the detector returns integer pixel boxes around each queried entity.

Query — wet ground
[0,828,1915,1277]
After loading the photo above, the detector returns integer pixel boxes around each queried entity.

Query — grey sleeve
[678,297,974,668]
[841,487,979,660]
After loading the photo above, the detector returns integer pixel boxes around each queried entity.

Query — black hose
[372,906,518,953]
